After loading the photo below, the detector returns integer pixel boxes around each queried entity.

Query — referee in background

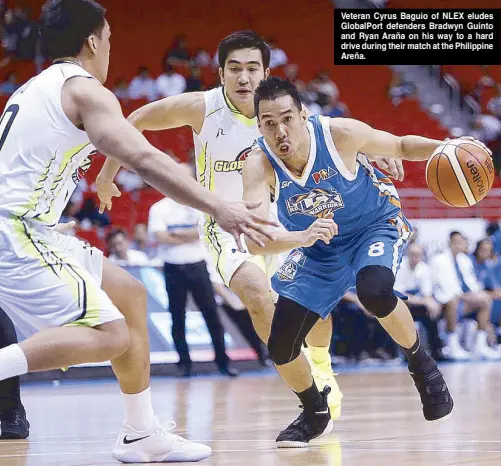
[148,163,238,377]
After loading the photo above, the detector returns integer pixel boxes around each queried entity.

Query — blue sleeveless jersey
[257,115,412,317]
[258,115,402,262]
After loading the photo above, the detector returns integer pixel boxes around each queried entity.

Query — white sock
[0,344,28,381]
[122,387,157,432]
[476,330,488,348]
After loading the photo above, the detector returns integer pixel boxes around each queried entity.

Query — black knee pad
[267,296,319,366]
[267,331,303,366]
[356,265,398,318]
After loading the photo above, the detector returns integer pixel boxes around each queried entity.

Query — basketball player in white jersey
[97,30,406,420]
[0,1,276,463]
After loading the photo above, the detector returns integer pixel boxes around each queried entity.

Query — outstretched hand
[213,200,279,252]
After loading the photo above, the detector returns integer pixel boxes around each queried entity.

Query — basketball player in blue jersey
[243,77,458,447]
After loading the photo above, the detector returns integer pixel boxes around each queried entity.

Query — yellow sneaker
[302,345,343,421]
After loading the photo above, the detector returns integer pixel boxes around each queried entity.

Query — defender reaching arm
[69,78,274,250]
[242,148,337,255]
[96,92,205,208]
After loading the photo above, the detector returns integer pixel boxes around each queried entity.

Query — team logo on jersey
[276,250,306,281]
[213,142,256,174]
[71,151,95,184]
[286,188,344,218]
[312,166,337,184]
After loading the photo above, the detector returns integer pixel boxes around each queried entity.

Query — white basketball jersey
[194,87,259,203]
[0,62,97,227]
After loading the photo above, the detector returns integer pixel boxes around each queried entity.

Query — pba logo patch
[213,142,256,174]
[312,166,337,184]
[276,250,306,281]
[286,188,344,218]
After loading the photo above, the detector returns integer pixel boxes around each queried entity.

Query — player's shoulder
[243,145,274,181]
[328,117,372,145]
[64,75,110,105]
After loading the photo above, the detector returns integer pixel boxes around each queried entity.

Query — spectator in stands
[128,66,157,101]
[147,164,237,378]
[130,223,157,259]
[267,37,288,69]
[165,35,190,66]
[335,290,397,363]
[112,78,129,100]
[430,231,500,360]
[107,228,151,267]
[14,6,37,61]
[0,71,18,95]
[156,63,186,98]
[487,84,501,118]
[309,70,339,103]
[75,198,110,229]
[185,65,203,93]
[1,9,21,65]
[486,221,501,256]
[471,238,500,294]
[387,72,415,107]
[192,47,211,68]
[284,64,305,93]
[115,167,145,193]
[322,93,350,119]
[471,114,501,144]
[394,243,444,360]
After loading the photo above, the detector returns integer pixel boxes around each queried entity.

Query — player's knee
[130,277,147,309]
[267,331,302,366]
[356,265,397,318]
[107,318,130,359]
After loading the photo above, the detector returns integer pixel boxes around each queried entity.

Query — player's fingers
[99,202,105,214]
[324,212,334,219]
[250,213,280,228]
[318,221,336,238]
[232,232,247,253]
[314,228,331,244]
[396,160,405,181]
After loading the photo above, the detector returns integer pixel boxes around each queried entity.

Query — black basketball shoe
[1,405,30,439]
[276,387,333,448]
[409,356,454,421]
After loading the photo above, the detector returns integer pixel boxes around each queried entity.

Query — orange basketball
[426,139,495,207]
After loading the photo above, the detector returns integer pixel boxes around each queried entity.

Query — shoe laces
[156,421,191,445]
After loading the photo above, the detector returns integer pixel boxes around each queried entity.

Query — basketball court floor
[1,362,500,466]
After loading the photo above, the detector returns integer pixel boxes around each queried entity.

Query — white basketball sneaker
[112,419,212,463]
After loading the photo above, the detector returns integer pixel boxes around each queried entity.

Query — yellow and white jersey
[194,86,284,286]
[0,62,96,227]
[194,86,259,203]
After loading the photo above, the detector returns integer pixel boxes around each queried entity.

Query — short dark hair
[107,228,126,244]
[473,238,492,259]
[449,231,463,241]
[40,0,106,59]
[217,30,270,69]
[254,77,302,118]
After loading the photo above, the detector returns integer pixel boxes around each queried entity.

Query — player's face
[450,234,468,255]
[477,240,493,262]
[258,95,307,161]
[219,48,269,110]
[89,20,111,83]
[109,233,128,259]
[407,245,423,268]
